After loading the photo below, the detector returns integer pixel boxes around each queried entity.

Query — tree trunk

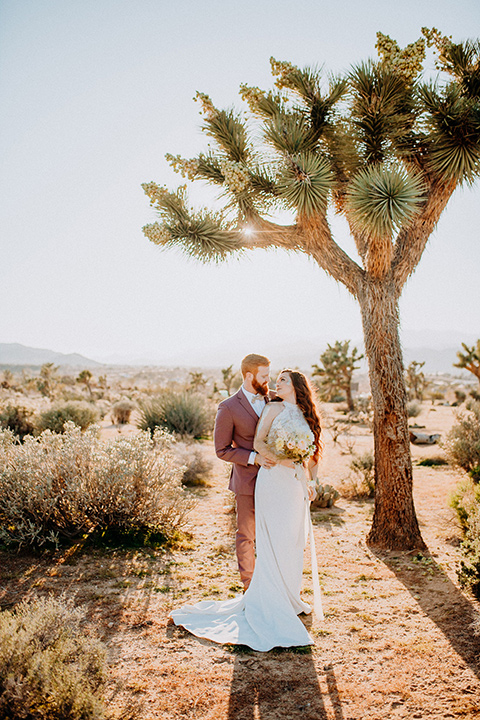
[345,382,354,412]
[358,277,426,550]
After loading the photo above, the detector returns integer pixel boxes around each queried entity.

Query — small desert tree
[221,364,237,395]
[142,30,480,550]
[188,371,208,392]
[37,363,59,399]
[312,340,363,411]
[405,360,427,401]
[454,340,480,385]
[77,369,94,398]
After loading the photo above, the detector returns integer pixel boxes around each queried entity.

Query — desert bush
[175,444,213,487]
[111,398,135,424]
[36,401,99,434]
[0,404,35,441]
[443,401,480,477]
[0,595,106,720]
[454,390,467,406]
[341,451,375,499]
[407,400,421,418]
[450,477,480,597]
[138,391,215,438]
[471,389,480,402]
[0,423,193,549]
[417,456,449,467]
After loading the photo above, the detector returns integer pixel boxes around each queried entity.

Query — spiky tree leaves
[454,340,480,384]
[277,153,332,216]
[142,184,243,262]
[143,30,480,550]
[345,165,425,276]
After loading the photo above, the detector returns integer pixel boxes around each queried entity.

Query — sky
[1,0,479,367]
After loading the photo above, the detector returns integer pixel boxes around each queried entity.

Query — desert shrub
[417,456,449,467]
[443,401,480,477]
[175,444,213,487]
[407,400,421,418]
[0,423,193,549]
[341,451,375,499]
[138,391,215,438]
[0,596,106,720]
[470,389,480,402]
[450,477,480,598]
[36,401,99,434]
[0,404,35,441]
[111,398,135,424]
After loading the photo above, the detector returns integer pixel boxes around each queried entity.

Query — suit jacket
[214,388,273,496]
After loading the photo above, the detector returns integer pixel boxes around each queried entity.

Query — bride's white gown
[170,403,319,652]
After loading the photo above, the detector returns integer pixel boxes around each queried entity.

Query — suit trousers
[235,493,255,589]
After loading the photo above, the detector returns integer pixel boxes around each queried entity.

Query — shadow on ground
[227,649,344,720]
[373,548,480,678]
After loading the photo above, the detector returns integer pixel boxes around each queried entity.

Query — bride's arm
[305,457,319,501]
[253,404,283,463]
[306,457,318,482]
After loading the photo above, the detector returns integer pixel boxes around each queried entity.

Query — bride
[169,369,323,652]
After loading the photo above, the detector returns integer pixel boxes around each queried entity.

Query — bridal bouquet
[271,426,315,464]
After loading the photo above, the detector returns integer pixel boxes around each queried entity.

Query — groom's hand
[256,454,276,468]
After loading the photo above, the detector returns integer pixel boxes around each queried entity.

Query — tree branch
[391,177,456,293]
[298,214,365,297]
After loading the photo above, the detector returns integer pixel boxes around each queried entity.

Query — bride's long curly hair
[281,369,322,462]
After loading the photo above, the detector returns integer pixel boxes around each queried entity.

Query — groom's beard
[252,378,269,396]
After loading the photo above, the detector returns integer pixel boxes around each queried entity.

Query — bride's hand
[279,458,295,469]
[307,484,316,502]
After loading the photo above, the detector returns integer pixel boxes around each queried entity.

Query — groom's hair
[241,354,270,378]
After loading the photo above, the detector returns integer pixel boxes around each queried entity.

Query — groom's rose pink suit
[214,388,267,588]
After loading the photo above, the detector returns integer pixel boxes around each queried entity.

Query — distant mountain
[0,343,103,368]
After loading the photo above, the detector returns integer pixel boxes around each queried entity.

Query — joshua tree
[221,364,237,395]
[142,30,480,550]
[405,360,427,401]
[37,363,59,399]
[188,371,208,392]
[454,340,480,385]
[312,340,363,411]
[77,369,94,398]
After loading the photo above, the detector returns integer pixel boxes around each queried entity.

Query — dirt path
[1,404,480,719]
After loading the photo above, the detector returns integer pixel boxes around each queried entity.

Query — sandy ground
[1,403,480,719]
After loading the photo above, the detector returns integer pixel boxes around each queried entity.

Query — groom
[214,353,276,590]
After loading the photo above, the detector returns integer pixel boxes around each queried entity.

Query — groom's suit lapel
[236,389,261,423]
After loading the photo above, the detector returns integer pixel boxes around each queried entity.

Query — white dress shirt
[241,385,266,465]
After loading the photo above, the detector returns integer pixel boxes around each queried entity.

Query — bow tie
[251,394,265,402]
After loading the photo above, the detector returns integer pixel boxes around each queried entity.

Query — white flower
[219,159,250,193]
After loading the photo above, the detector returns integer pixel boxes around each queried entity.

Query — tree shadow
[311,506,345,531]
[372,548,480,677]
[0,545,183,641]
[227,647,344,720]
